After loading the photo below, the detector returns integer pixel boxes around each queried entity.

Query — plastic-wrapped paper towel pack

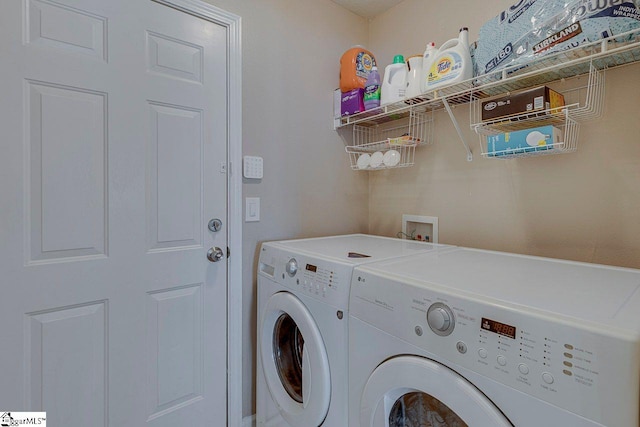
[475,0,640,76]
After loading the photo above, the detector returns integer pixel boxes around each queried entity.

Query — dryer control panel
[349,270,640,427]
[258,244,352,309]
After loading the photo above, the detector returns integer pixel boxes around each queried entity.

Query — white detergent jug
[426,28,472,92]
[381,55,406,105]
[420,42,438,94]
[404,55,423,100]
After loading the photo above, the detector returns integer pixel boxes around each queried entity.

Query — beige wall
[205,0,640,419]
[203,0,369,418]
[369,0,640,269]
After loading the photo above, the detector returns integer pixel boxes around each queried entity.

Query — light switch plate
[243,156,263,179]
[246,197,260,222]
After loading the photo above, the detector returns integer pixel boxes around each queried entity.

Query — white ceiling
[331,0,405,18]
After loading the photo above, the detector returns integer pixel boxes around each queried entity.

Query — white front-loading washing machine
[256,234,453,426]
[349,247,640,427]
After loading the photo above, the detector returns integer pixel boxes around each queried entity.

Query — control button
[563,370,573,376]
[564,344,574,350]
[563,352,573,359]
[426,303,455,336]
[563,361,573,368]
[456,341,467,354]
[542,372,554,384]
[478,348,488,359]
[285,258,298,277]
[518,363,530,375]
[497,355,507,366]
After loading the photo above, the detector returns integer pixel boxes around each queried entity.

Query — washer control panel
[349,270,637,426]
[258,245,351,308]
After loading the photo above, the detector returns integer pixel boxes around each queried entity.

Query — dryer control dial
[427,303,455,336]
[285,258,298,277]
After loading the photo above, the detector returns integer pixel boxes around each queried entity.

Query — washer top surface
[268,234,450,265]
[356,247,640,326]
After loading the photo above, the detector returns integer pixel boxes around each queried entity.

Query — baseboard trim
[242,414,256,427]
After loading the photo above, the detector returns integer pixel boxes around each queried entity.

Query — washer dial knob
[285,258,298,277]
[427,303,455,336]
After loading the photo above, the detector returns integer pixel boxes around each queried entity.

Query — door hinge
[227,247,231,258]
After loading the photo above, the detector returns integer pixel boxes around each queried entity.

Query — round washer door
[260,291,331,426]
[361,356,513,427]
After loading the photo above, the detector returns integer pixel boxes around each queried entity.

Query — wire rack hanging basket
[346,109,433,170]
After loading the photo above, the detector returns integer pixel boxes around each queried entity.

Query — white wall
[203,0,370,417]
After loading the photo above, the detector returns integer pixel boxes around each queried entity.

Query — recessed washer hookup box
[481,86,565,122]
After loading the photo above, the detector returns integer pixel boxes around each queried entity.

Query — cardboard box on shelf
[481,86,565,122]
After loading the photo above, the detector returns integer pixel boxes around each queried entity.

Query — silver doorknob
[207,247,224,262]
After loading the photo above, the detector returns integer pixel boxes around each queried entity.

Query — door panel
[26,80,108,262]
[0,1,228,425]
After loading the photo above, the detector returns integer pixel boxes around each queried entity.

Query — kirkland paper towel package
[475,0,568,75]
[475,0,640,76]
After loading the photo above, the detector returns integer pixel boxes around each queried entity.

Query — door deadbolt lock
[207,247,224,262]
[208,218,223,232]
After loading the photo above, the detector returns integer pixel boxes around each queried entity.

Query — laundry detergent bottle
[340,46,377,92]
[381,54,407,105]
[363,66,381,110]
[404,55,423,100]
[420,42,438,94]
[426,28,472,92]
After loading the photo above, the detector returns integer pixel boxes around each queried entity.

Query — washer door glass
[362,356,512,427]
[273,312,305,403]
[260,292,331,426]
[389,391,467,426]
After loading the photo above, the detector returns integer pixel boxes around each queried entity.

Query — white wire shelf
[346,140,418,171]
[481,112,579,159]
[335,28,640,129]
[471,63,604,159]
[345,110,432,171]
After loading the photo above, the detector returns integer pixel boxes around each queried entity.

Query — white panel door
[0,1,228,426]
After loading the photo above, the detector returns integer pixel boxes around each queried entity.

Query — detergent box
[486,125,564,156]
[341,88,365,116]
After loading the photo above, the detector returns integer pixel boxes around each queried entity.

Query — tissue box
[341,88,364,116]
[486,125,564,156]
[481,86,565,121]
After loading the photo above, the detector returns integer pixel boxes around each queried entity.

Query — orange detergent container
[340,46,377,92]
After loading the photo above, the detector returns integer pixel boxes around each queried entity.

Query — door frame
[151,0,242,425]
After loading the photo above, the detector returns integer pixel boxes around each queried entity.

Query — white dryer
[349,247,640,427]
[256,234,452,426]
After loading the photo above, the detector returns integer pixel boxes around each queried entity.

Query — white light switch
[246,197,260,222]
[243,156,263,179]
